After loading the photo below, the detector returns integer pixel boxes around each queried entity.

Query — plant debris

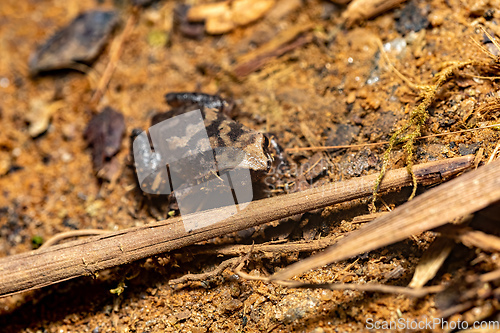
[233,23,313,77]
[83,106,125,177]
[29,10,119,75]
[271,156,500,281]
[25,98,65,138]
[342,0,408,27]
[187,0,275,34]
[371,32,500,209]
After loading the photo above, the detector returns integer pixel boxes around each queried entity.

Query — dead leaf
[29,10,119,75]
[84,107,125,173]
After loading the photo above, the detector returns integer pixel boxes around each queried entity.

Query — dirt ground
[1,0,500,332]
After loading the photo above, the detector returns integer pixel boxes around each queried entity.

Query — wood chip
[187,0,275,34]
[408,236,455,288]
[26,99,65,137]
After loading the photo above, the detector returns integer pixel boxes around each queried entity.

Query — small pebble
[0,77,10,88]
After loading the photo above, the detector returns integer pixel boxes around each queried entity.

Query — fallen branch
[89,9,138,107]
[0,155,473,297]
[233,23,313,77]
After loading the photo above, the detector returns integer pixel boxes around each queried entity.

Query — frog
[131,92,276,219]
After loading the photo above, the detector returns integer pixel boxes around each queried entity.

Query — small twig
[342,0,408,27]
[488,141,500,164]
[351,212,388,224]
[234,34,312,77]
[40,229,111,249]
[438,301,475,319]
[479,268,500,283]
[169,244,255,285]
[282,281,445,297]
[183,235,344,257]
[440,227,500,253]
[89,9,138,108]
[284,122,500,153]
[474,148,484,169]
[233,23,314,77]
[168,257,241,285]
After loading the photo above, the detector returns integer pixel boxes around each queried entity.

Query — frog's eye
[263,134,271,150]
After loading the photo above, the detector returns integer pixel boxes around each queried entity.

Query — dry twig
[40,229,112,249]
[342,0,407,27]
[168,257,241,285]
[230,18,314,78]
[234,260,444,297]
[89,9,138,107]
[442,227,500,253]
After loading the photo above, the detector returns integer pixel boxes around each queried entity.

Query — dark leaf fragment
[29,10,119,75]
[84,107,125,174]
[174,5,205,40]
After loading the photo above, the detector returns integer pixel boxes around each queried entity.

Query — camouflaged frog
[131,92,275,219]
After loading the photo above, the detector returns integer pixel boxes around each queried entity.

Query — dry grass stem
[168,257,241,285]
[234,260,444,297]
[89,10,137,107]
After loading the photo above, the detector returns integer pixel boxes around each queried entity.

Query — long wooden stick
[0,156,473,297]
